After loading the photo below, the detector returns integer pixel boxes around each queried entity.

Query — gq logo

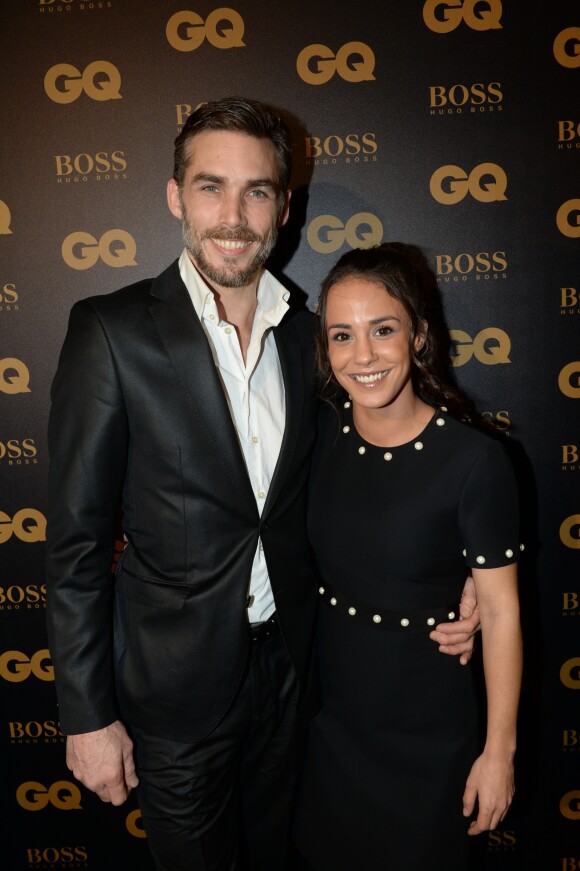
[16,781,81,811]
[44,61,122,104]
[0,199,13,234]
[0,649,53,682]
[62,230,137,270]
[296,42,375,85]
[430,164,507,204]
[423,0,502,33]
[166,8,244,51]
[559,362,580,398]
[560,516,580,549]
[554,27,580,69]
[557,200,580,238]
[449,328,511,367]
[0,509,46,543]
[127,808,147,838]
[307,213,383,254]
[0,359,30,394]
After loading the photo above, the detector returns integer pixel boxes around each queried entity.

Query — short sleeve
[459,438,521,569]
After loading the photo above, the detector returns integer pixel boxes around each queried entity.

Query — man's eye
[249,189,267,198]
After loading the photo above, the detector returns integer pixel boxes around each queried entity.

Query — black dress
[293,401,521,871]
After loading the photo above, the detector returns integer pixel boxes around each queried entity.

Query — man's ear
[278,190,291,228]
[167,178,183,220]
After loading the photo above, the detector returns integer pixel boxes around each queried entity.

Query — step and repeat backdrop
[1,1,578,869]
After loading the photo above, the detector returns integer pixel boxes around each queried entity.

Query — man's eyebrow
[191,173,278,190]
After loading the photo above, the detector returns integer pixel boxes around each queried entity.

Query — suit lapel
[148,262,258,514]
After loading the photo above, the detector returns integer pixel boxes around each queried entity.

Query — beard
[180,214,278,289]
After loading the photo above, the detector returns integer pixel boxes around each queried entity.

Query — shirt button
[224,327,232,334]
[258,490,266,499]
[209,314,215,321]
[252,436,259,444]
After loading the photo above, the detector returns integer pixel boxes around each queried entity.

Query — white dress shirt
[178,249,289,623]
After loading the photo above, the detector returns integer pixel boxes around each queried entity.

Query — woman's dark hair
[315,241,481,424]
[173,96,293,201]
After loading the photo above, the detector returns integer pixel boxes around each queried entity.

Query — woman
[293,243,523,870]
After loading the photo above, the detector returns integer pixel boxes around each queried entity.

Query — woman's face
[325,277,422,412]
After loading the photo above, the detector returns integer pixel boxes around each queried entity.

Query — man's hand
[429,575,481,665]
[66,719,139,805]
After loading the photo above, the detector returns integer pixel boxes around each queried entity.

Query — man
[46,97,478,871]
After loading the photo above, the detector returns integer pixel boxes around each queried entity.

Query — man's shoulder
[73,260,180,316]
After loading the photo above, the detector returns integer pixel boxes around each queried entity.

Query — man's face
[167,130,290,290]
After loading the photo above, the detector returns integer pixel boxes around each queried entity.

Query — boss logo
[166,8,244,51]
[449,328,511,367]
[435,251,507,280]
[430,163,507,204]
[557,200,580,238]
[26,847,88,865]
[563,594,580,613]
[44,61,121,103]
[554,27,580,69]
[9,720,63,740]
[296,42,375,85]
[423,0,502,33]
[481,411,511,432]
[0,284,18,309]
[304,133,378,162]
[562,446,579,465]
[0,584,46,608]
[0,650,53,682]
[55,150,127,180]
[0,439,37,463]
[0,509,46,543]
[17,781,81,811]
[487,829,516,848]
[61,230,137,269]
[558,121,580,147]
[429,82,502,110]
[307,213,383,254]
[560,516,580,549]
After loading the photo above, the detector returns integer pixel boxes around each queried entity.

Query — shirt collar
[178,249,290,328]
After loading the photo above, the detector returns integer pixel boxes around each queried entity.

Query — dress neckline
[340,401,448,459]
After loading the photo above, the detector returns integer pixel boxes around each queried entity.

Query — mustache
[202,227,261,243]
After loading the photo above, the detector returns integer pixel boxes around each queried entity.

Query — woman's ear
[414,320,428,352]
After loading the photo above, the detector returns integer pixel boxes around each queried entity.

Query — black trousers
[132,626,299,871]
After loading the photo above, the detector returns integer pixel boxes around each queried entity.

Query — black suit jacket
[46,260,319,742]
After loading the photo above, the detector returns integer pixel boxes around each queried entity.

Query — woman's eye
[376,325,393,337]
[330,332,350,342]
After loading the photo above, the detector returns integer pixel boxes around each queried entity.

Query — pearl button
[400,618,410,627]
[343,425,350,433]
[319,587,325,595]
[358,446,366,455]
[384,452,393,461]
[330,597,337,606]
[427,617,435,626]
[505,548,513,558]
[373,614,382,624]
[344,401,351,408]
[348,607,356,616]
[520,543,525,551]
[414,441,423,451]
[476,555,485,564]
[448,611,455,620]
[436,418,445,426]
[441,406,448,412]
[462,549,467,557]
